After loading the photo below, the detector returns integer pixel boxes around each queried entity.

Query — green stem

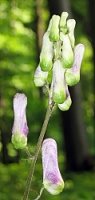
[25,147,32,158]
[33,186,44,200]
[23,102,54,200]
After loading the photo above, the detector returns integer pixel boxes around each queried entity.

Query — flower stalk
[22,11,85,200]
[23,99,54,200]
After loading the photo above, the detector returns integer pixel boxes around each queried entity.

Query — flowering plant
[12,12,85,200]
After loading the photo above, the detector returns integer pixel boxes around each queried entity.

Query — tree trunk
[88,0,95,135]
[48,0,92,171]
[62,85,89,170]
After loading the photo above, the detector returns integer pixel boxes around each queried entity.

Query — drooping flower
[40,32,53,72]
[49,15,60,42]
[12,93,28,149]
[61,32,74,68]
[60,12,68,34]
[42,138,64,195]
[67,19,76,48]
[34,65,48,87]
[52,60,66,104]
[65,43,85,86]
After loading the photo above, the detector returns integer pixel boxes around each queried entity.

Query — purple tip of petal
[46,172,59,184]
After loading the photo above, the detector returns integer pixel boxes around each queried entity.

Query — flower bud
[52,60,66,104]
[60,12,68,34]
[34,65,48,87]
[40,32,53,72]
[61,33,74,68]
[65,44,85,86]
[67,19,76,48]
[12,93,28,149]
[58,87,72,111]
[42,138,64,195]
[49,15,60,42]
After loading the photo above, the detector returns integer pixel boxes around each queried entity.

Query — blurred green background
[0,0,95,199]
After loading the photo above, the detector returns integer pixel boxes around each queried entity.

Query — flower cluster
[34,12,85,111]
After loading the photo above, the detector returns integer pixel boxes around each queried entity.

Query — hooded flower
[34,65,48,87]
[60,12,68,34]
[12,93,28,149]
[40,32,53,72]
[52,60,66,104]
[60,32,74,68]
[49,15,60,42]
[42,138,64,195]
[67,19,76,48]
[65,43,85,86]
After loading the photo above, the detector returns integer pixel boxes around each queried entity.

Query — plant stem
[23,102,54,200]
[25,147,32,158]
[33,186,44,200]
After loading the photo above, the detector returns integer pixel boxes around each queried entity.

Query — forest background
[0,0,95,199]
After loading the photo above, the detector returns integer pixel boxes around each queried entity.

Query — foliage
[0,153,95,199]
[0,0,44,145]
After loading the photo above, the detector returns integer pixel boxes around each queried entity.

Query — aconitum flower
[34,65,48,87]
[52,60,66,104]
[40,32,53,72]
[60,12,68,34]
[61,32,74,68]
[49,15,60,42]
[42,138,64,195]
[12,93,28,149]
[67,19,76,48]
[65,43,85,86]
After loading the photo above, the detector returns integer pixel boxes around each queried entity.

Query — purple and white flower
[65,43,85,86]
[12,93,28,149]
[42,138,64,195]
